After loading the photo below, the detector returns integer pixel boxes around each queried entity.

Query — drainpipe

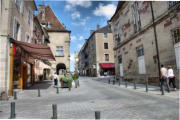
[150,2,161,82]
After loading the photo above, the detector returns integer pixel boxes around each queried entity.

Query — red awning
[100,63,115,69]
[11,39,55,61]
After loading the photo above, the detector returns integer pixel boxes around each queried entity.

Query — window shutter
[20,0,24,15]
[20,26,22,41]
[138,56,146,74]
[13,17,17,39]
[0,0,2,16]
[174,42,180,69]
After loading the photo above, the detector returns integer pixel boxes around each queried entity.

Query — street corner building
[0,0,55,100]
[37,5,71,75]
[110,1,180,87]
[78,25,115,77]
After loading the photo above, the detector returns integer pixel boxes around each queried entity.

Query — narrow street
[0,77,179,119]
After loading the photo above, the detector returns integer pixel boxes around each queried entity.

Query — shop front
[100,63,115,76]
[9,39,55,95]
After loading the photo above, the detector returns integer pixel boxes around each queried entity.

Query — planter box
[61,81,72,88]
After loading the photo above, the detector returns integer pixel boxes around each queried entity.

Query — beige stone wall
[112,1,180,87]
[48,32,70,72]
[0,0,36,98]
[86,32,114,76]
[96,33,114,63]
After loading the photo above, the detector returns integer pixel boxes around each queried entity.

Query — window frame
[56,46,64,57]
[136,45,144,57]
[105,54,109,61]
[171,27,180,44]
[104,43,108,49]
[28,8,31,25]
[104,33,107,38]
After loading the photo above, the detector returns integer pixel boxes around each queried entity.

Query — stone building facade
[37,5,71,75]
[74,51,79,72]
[110,1,180,87]
[0,0,37,99]
[78,25,115,77]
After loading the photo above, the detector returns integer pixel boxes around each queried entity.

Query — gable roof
[96,25,112,33]
[37,5,70,32]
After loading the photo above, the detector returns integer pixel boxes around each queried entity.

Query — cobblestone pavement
[0,77,179,119]
[94,76,180,99]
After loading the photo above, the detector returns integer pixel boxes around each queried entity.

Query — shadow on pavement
[24,80,53,90]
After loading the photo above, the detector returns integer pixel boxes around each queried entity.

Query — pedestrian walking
[168,66,176,91]
[160,65,170,92]
[54,73,58,86]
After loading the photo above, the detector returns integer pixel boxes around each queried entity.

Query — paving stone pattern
[0,77,179,119]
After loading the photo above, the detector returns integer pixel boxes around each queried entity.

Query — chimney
[38,5,45,20]
[90,30,95,35]
[97,24,100,30]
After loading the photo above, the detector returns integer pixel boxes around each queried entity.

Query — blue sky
[35,0,118,71]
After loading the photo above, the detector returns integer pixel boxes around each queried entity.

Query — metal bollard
[161,85,164,95]
[38,88,41,97]
[125,80,128,88]
[78,80,80,87]
[10,102,16,119]
[56,87,59,94]
[119,79,121,86]
[113,80,115,85]
[75,80,77,88]
[13,91,17,100]
[108,79,110,84]
[51,104,57,119]
[134,80,136,89]
[69,87,71,91]
[95,111,100,119]
[146,81,148,92]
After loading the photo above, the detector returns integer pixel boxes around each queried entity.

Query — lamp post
[150,2,163,94]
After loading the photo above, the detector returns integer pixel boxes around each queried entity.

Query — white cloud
[70,53,75,62]
[71,35,77,41]
[93,3,116,19]
[66,0,92,8]
[79,36,84,40]
[65,4,72,11]
[72,17,90,26]
[71,11,81,19]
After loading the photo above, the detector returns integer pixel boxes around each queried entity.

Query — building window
[132,2,141,33]
[171,27,180,44]
[0,0,2,16]
[171,27,180,69]
[105,54,109,61]
[20,0,24,15]
[104,33,107,38]
[15,0,21,11]
[13,17,20,40]
[136,45,146,74]
[28,8,31,25]
[104,43,108,49]
[168,1,179,8]
[56,46,64,56]
[114,22,121,44]
[118,55,122,64]
[136,45,144,57]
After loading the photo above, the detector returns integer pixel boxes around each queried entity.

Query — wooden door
[23,64,28,89]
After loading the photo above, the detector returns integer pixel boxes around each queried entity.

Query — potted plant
[60,74,72,88]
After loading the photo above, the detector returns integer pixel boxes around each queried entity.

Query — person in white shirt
[168,66,176,91]
[160,64,170,92]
